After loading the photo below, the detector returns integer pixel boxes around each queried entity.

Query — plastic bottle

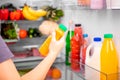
[71,24,83,72]
[106,0,111,9]
[78,0,86,6]
[78,0,90,6]
[100,34,118,80]
[39,24,67,57]
[111,0,120,9]
[86,0,90,6]
[90,0,103,9]
[65,20,74,66]
[80,34,89,69]
[85,37,102,80]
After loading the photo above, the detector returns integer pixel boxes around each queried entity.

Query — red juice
[71,24,83,72]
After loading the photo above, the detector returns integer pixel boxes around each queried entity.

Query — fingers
[59,35,65,43]
[64,30,69,38]
[59,33,67,45]
[51,31,56,41]
[60,29,68,41]
[51,30,68,43]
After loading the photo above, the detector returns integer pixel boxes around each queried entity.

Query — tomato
[19,29,27,39]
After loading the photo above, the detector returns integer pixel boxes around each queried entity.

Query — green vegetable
[4,29,17,39]
[28,28,42,38]
[1,22,18,39]
[43,6,64,22]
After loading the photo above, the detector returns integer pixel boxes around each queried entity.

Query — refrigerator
[0,0,120,80]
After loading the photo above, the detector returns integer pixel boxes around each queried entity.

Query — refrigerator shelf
[14,53,120,80]
[17,62,84,80]
[14,56,64,70]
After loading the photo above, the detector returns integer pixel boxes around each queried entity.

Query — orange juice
[39,24,67,57]
[100,34,118,80]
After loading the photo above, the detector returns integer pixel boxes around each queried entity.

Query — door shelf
[66,63,120,80]
[64,55,120,80]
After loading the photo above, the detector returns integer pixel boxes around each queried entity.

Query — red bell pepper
[0,10,1,20]
[0,9,9,20]
[16,9,24,20]
[10,10,21,20]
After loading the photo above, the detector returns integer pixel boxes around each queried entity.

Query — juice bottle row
[65,20,119,80]
[77,0,120,9]
[78,0,104,9]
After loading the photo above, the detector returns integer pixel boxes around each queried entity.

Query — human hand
[49,31,66,55]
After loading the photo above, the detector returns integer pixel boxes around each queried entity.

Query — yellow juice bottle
[39,24,67,57]
[100,34,118,80]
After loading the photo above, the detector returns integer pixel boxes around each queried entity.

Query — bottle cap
[94,37,101,42]
[83,34,88,38]
[59,24,67,32]
[104,34,113,38]
[75,24,81,27]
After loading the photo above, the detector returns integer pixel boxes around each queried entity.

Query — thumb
[59,31,68,43]
[51,31,56,41]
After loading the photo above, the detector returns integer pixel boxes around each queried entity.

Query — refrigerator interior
[0,0,120,80]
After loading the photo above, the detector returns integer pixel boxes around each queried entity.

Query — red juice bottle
[71,24,83,72]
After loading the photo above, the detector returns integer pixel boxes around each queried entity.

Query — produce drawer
[18,62,84,80]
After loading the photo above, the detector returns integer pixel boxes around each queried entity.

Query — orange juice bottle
[39,24,67,57]
[100,34,118,80]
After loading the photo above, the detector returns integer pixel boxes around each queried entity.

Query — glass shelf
[0,18,44,23]
[17,62,83,80]
[55,0,107,10]
[57,0,120,10]
[14,52,120,80]
[7,36,47,52]
[16,61,120,80]
[14,56,65,70]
